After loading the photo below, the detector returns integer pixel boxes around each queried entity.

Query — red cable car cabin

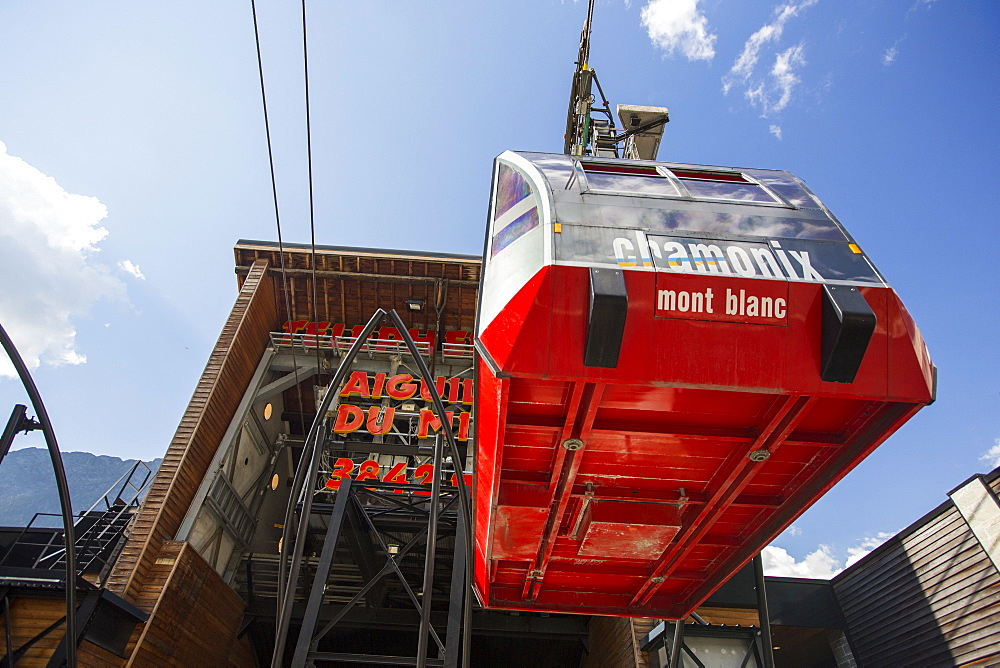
[473,151,934,618]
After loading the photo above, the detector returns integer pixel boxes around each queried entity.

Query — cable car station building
[106,241,489,665]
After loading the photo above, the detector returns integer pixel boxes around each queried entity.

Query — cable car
[473,150,934,618]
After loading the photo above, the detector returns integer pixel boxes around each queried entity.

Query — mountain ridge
[0,447,162,527]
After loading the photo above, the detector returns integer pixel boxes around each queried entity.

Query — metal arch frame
[273,310,385,663]
[0,322,77,668]
[271,309,473,667]
[288,475,466,667]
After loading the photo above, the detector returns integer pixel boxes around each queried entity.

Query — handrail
[269,332,433,357]
[0,457,155,586]
[441,342,475,359]
[270,331,475,359]
[10,508,138,586]
[82,459,154,515]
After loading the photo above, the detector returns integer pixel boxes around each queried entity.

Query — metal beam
[273,311,388,667]
[2,588,12,668]
[46,590,102,668]
[256,364,319,402]
[527,382,605,600]
[337,441,425,456]
[417,437,444,667]
[683,401,918,609]
[668,620,683,668]
[247,601,590,638]
[0,323,76,668]
[385,310,474,668]
[444,506,467,668]
[753,555,775,668]
[176,349,275,542]
[631,395,814,607]
[309,495,450,654]
[272,309,474,668]
[345,502,387,607]
[238,265,479,288]
[291,479,353,666]
[307,653,444,666]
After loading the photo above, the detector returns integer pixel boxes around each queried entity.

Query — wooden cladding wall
[832,497,1000,666]
[107,259,276,606]
[694,606,759,627]
[234,243,481,332]
[0,598,124,667]
[125,542,254,667]
[581,616,651,668]
[581,616,634,668]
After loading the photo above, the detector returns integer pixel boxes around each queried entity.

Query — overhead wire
[254,4,473,664]
[250,0,308,618]
[300,0,323,384]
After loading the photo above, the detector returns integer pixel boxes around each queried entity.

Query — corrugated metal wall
[831,474,1000,666]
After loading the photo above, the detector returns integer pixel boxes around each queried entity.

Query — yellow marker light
[849,243,862,254]
[554,222,562,233]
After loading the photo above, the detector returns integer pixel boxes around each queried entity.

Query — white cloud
[762,544,842,578]
[764,530,900,578]
[769,44,807,113]
[980,439,1000,469]
[640,0,717,61]
[743,43,807,117]
[118,259,145,280]
[883,36,905,66]
[0,141,123,377]
[844,531,896,568]
[722,1,816,122]
[769,124,784,140]
[722,1,816,94]
[909,0,940,14]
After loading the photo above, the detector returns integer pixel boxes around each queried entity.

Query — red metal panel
[474,261,933,618]
[578,500,682,559]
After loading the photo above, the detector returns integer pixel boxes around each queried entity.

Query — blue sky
[1,0,997,577]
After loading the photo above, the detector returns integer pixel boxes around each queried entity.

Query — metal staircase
[0,460,154,585]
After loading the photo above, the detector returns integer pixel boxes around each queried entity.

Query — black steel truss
[281,478,468,667]
[271,309,473,667]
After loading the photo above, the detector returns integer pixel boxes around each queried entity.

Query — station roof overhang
[233,240,482,331]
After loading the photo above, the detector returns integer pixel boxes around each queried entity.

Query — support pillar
[950,474,1000,574]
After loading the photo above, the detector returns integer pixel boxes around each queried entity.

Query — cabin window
[669,168,779,203]
[581,162,680,197]
[491,163,540,256]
